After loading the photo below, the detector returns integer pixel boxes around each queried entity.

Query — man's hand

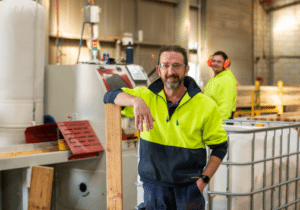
[114,92,155,132]
[196,155,222,193]
[133,97,155,132]
[196,178,207,194]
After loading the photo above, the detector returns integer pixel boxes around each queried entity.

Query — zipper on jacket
[174,95,193,126]
[157,94,169,123]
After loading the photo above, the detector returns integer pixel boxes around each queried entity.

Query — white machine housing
[44,63,150,210]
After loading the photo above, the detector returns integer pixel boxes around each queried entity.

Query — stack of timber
[237,86,300,107]
[248,112,300,122]
[236,82,300,117]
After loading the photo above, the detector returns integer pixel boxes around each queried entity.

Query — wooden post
[28,166,54,210]
[277,80,284,114]
[254,80,260,109]
[106,104,123,209]
[251,90,255,117]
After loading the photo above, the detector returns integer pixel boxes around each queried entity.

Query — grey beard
[164,79,182,89]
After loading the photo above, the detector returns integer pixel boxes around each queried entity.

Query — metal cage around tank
[205,119,300,210]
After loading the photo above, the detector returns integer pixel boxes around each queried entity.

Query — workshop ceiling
[260,0,300,12]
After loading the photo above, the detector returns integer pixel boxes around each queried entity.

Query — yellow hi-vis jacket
[104,76,228,186]
[204,69,237,120]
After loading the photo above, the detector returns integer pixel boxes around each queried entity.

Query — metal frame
[205,119,300,210]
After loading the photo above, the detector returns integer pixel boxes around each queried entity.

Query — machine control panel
[126,65,148,81]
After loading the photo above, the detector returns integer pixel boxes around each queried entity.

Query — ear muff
[207,58,231,70]
[207,58,212,67]
[223,59,230,69]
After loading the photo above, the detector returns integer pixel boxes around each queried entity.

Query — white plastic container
[209,124,300,210]
[0,128,26,147]
[0,0,45,145]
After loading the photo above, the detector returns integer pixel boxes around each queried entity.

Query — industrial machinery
[44,63,150,209]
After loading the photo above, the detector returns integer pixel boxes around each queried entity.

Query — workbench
[0,141,98,210]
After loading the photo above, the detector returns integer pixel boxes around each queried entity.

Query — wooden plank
[0,148,59,159]
[277,111,300,117]
[280,115,300,122]
[28,166,54,210]
[248,113,300,122]
[106,104,123,210]
[248,114,278,121]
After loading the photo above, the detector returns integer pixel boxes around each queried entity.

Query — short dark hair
[158,45,188,66]
[213,51,228,61]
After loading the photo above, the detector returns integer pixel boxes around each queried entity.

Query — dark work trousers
[138,181,205,210]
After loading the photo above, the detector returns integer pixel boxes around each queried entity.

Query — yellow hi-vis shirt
[204,69,237,120]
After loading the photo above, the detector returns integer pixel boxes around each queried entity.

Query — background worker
[204,51,237,120]
[104,45,228,209]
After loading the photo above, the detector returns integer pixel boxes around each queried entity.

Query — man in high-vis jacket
[104,45,228,209]
[204,51,237,120]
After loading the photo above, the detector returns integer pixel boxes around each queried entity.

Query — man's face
[156,51,188,90]
[211,55,225,74]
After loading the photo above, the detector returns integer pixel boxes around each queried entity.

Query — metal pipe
[224,123,300,134]
[220,151,300,166]
[285,128,291,209]
[263,130,268,209]
[279,129,283,207]
[273,198,300,210]
[296,127,300,209]
[269,10,274,85]
[271,129,276,209]
[207,176,300,196]
[197,0,201,78]
[250,132,255,210]
[226,136,230,210]
[207,147,211,210]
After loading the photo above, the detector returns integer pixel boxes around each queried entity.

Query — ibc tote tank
[0,0,45,146]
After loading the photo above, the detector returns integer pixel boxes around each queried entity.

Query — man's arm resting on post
[103,88,154,132]
[196,141,228,193]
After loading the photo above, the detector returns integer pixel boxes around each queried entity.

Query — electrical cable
[147,67,157,77]
[55,0,60,64]
[32,0,39,126]
[76,22,86,64]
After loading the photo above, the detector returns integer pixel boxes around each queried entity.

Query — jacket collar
[148,76,201,98]
[215,69,231,77]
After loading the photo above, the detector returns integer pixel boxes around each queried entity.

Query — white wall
[271,3,300,86]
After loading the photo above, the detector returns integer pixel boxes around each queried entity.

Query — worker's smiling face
[156,51,189,90]
[211,55,225,73]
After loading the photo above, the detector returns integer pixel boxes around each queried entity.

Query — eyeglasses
[159,63,185,69]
